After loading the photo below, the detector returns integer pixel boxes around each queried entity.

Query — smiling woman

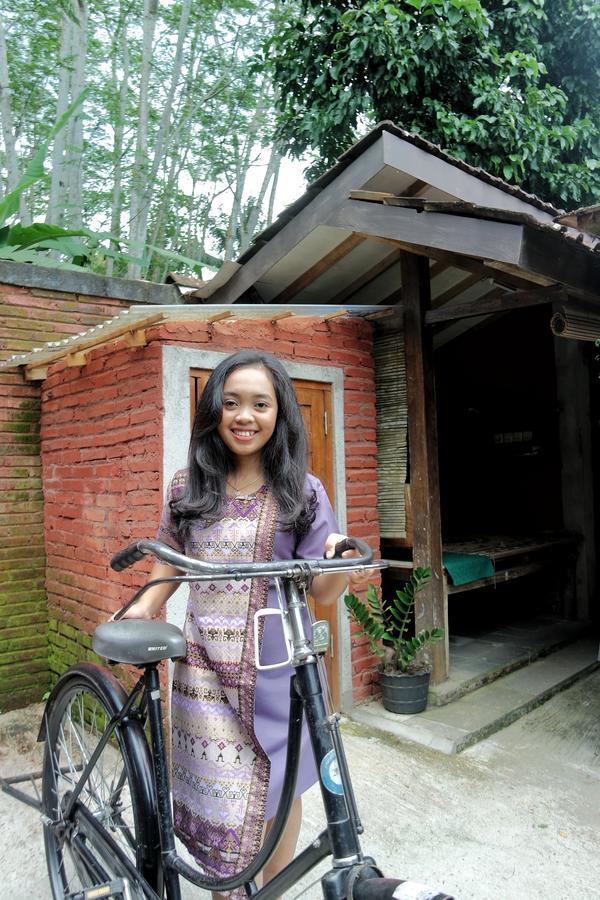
[115,349,359,897]
[217,366,279,473]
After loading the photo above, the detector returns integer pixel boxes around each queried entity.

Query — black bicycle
[37,537,454,900]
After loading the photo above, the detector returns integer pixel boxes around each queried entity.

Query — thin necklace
[226,473,263,496]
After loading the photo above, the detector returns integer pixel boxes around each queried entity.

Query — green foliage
[1,1,282,277]
[0,90,87,228]
[267,0,600,207]
[344,566,444,673]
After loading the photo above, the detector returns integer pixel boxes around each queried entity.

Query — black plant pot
[380,670,431,714]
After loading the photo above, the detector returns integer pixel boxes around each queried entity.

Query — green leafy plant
[344,567,443,674]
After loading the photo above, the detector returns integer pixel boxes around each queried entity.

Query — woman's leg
[262,796,303,886]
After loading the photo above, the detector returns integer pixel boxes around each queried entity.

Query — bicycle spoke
[43,679,152,899]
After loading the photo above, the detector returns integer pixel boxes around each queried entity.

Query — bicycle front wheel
[41,663,160,899]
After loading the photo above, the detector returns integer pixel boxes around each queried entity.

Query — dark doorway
[436,307,563,539]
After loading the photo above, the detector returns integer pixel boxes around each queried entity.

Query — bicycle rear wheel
[41,663,160,899]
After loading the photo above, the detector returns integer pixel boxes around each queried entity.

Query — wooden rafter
[329,248,403,304]
[429,260,450,279]
[402,179,429,198]
[24,312,165,379]
[431,272,483,309]
[425,285,566,324]
[484,259,556,287]
[271,233,364,304]
[329,200,523,266]
[328,199,599,298]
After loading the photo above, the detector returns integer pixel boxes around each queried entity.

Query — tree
[267,0,600,208]
[0,0,284,279]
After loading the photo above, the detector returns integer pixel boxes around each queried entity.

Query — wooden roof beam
[426,285,566,324]
[328,200,523,267]
[271,233,364,303]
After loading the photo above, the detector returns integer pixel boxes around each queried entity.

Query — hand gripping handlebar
[110,536,376,580]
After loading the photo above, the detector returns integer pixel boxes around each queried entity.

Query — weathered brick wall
[0,264,180,711]
[41,341,164,681]
[40,315,382,704]
[0,283,132,710]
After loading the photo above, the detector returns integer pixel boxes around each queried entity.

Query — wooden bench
[385,533,580,617]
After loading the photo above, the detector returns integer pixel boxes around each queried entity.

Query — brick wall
[0,283,134,710]
[40,315,382,704]
[0,266,178,711]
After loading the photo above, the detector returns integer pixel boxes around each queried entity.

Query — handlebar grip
[352,877,454,900]
[110,542,147,572]
[328,537,369,560]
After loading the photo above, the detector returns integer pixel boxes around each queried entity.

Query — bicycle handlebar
[110,536,378,579]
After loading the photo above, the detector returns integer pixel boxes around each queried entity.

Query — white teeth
[234,430,255,436]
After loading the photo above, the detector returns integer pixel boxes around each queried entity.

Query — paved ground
[1,669,600,899]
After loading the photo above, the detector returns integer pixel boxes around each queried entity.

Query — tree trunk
[63,0,88,228]
[0,17,29,223]
[106,10,130,277]
[128,0,191,279]
[223,83,269,260]
[127,0,158,278]
[46,8,74,224]
[239,145,281,254]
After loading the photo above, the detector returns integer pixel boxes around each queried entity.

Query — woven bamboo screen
[374,329,408,538]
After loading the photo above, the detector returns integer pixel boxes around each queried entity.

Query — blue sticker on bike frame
[320,749,344,795]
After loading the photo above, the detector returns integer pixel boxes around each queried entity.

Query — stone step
[347,636,599,755]
[429,618,589,707]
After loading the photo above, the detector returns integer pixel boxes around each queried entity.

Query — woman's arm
[309,532,366,606]
[113,562,181,619]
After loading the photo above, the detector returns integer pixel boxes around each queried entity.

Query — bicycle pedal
[68,878,133,900]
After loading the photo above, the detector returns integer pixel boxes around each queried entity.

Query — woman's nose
[235,406,253,422]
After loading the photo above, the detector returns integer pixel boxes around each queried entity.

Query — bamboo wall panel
[374,330,408,538]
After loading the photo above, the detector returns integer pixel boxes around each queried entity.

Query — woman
[119,350,358,895]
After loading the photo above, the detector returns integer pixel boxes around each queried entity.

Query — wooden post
[401,252,448,682]
[554,334,595,618]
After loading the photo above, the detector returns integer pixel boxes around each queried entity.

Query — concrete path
[2,669,600,899]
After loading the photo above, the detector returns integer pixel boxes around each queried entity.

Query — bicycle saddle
[93,620,186,665]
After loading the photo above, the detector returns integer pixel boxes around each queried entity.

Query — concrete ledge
[0,260,182,304]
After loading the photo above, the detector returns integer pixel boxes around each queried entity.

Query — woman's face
[217,365,278,463]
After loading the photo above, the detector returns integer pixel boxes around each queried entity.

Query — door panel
[190,369,340,708]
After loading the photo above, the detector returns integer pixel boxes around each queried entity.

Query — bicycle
[38,536,454,900]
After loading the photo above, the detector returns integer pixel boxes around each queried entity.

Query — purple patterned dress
[156,471,338,887]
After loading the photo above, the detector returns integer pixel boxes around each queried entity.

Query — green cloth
[442,551,495,587]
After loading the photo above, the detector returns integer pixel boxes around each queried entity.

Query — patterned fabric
[158,473,279,885]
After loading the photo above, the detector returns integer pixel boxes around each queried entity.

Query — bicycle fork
[280,575,379,899]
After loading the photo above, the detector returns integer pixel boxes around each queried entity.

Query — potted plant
[344,567,444,714]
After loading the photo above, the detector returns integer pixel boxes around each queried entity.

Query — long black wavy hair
[170,350,317,543]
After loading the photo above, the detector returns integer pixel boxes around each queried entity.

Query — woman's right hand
[108,561,181,622]
[108,600,155,622]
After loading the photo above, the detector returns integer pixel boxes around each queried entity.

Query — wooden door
[190,370,340,707]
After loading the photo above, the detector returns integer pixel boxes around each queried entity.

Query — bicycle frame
[69,574,377,900]
[37,538,454,900]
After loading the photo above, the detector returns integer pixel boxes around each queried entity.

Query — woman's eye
[224,399,237,409]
